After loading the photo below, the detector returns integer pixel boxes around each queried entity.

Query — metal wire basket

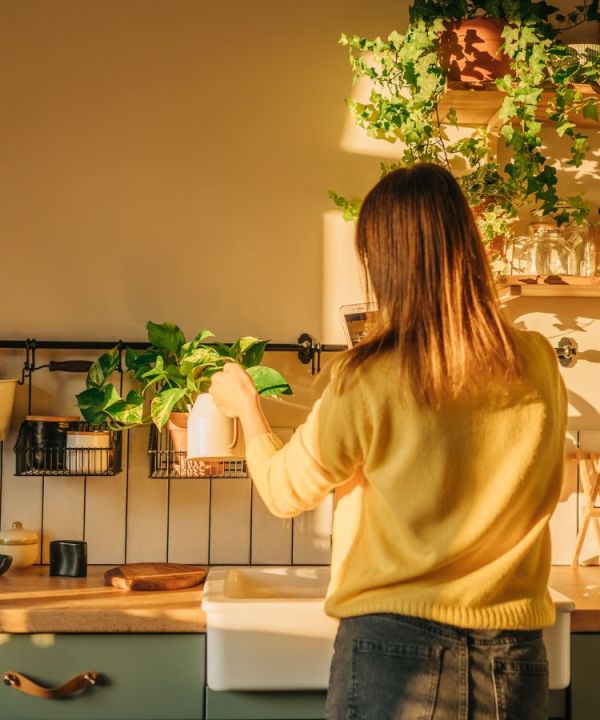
[147,425,248,479]
[14,422,122,476]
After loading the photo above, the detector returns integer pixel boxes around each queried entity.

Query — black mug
[49,540,87,577]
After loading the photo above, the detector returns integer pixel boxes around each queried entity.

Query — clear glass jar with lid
[517,227,577,275]
[555,204,596,277]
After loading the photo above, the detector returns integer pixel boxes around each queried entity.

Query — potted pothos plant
[332,0,600,269]
[75,322,292,451]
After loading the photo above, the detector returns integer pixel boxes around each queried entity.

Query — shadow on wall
[506,297,600,434]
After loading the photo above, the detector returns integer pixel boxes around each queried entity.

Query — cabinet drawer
[0,634,205,720]
[205,689,326,719]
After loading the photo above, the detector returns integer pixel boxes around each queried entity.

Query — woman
[210,163,567,720]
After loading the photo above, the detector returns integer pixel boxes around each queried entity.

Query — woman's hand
[210,363,272,443]
[210,362,259,419]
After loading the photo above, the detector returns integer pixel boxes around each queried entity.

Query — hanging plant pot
[438,18,510,83]
[166,412,189,454]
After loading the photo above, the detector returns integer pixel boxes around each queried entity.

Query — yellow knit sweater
[246,330,567,629]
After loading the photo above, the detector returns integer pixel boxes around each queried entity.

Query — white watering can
[186,394,244,461]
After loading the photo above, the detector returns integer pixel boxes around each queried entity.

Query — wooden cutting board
[104,563,207,591]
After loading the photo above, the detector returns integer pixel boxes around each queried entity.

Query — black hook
[297,333,314,365]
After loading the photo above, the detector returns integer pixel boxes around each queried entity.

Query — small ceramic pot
[0,522,39,569]
[66,430,111,474]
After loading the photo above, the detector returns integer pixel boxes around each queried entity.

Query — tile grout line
[124,430,130,564]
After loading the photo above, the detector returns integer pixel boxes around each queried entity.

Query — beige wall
[0,0,404,343]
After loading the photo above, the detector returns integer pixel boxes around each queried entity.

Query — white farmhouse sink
[202,566,574,691]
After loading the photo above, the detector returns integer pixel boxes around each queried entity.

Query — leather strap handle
[3,670,99,699]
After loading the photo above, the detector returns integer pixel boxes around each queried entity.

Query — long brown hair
[339,163,520,406]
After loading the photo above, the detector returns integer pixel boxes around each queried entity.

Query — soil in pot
[438,18,511,83]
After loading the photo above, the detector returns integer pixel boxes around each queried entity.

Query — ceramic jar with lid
[0,521,39,568]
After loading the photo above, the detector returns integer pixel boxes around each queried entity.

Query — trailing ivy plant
[76,321,293,431]
[332,0,600,263]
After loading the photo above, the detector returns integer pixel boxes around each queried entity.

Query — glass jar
[517,228,577,276]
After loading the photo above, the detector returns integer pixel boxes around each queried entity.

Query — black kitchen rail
[147,425,248,479]
[0,334,343,414]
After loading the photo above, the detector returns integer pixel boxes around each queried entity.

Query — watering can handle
[227,418,238,450]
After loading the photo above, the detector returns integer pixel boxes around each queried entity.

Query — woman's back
[319,328,566,628]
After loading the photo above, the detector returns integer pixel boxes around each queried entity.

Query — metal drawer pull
[2,670,99,699]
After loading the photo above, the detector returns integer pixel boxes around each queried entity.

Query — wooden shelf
[498,275,600,297]
[439,82,600,129]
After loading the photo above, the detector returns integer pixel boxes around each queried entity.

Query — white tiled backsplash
[2,302,600,570]
[0,349,333,567]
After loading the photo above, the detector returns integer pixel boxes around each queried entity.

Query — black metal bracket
[297,334,323,375]
[556,337,578,368]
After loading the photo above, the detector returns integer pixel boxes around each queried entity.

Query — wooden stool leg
[573,454,593,567]
[572,453,600,566]
[572,515,591,567]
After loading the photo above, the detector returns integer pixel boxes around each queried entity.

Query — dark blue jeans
[326,613,548,720]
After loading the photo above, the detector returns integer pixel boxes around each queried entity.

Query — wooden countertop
[0,566,206,634]
[0,565,598,634]
[549,566,600,632]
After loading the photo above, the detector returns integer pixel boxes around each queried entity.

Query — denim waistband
[342,612,544,647]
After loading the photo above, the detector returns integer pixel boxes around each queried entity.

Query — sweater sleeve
[245,378,369,518]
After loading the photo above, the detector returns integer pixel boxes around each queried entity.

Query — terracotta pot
[166,412,189,454]
[438,18,510,83]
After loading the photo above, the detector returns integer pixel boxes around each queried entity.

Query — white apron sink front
[201,566,574,692]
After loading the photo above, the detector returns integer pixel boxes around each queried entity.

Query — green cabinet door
[0,634,205,720]
[570,633,600,720]
[205,689,326,720]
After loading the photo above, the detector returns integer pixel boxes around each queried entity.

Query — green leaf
[87,348,119,389]
[105,390,144,427]
[146,321,185,354]
[125,348,159,381]
[181,330,215,353]
[244,339,269,367]
[75,387,106,425]
[76,384,122,425]
[228,337,268,366]
[180,351,223,379]
[246,366,293,397]
[150,388,188,429]
[583,102,599,121]
[141,355,166,389]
